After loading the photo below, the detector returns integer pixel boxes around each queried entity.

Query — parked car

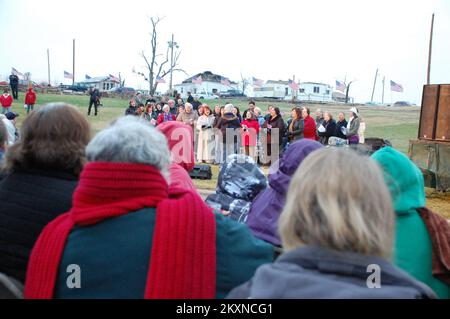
[220,89,246,98]
[393,101,412,107]
[58,84,89,92]
[194,92,219,100]
[111,87,136,94]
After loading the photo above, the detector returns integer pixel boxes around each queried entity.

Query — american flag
[220,77,231,86]
[390,80,404,92]
[85,74,92,80]
[192,75,203,84]
[12,67,24,77]
[64,71,74,79]
[155,76,166,84]
[109,74,120,83]
[288,80,299,91]
[336,80,346,93]
[252,77,264,87]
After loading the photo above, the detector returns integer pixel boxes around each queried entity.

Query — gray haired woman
[228,148,436,299]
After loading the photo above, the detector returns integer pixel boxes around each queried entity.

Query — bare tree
[118,72,125,88]
[240,73,249,94]
[135,17,186,95]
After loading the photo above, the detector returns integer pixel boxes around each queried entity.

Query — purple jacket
[246,139,323,246]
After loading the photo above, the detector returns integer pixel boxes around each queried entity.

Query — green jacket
[54,208,273,299]
[372,147,449,299]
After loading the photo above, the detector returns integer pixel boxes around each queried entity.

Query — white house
[174,71,239,98]
[245,80,333,102]
[247,80,292,99]
[297,82,333,102]
[77,76,120,92]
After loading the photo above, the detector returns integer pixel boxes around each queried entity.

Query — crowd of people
[0,101,448,299]
[123,92,367,165]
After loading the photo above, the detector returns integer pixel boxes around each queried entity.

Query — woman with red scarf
[24,117,273,299]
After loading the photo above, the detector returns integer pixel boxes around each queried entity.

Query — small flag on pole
[390,80,404,92]
[252,77,264,87]
[220,77,231,86]
[336,80,346,92]
[85,74,92,80]
[192,75,203,85]
[64,71,74,79]
[12,67,24,78]
[156,76,166,84]
[288,80,299,91]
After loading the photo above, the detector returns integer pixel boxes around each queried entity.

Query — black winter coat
[334,119,348,139]
[318,119,337,145]
[0,169,78,283]
[263,115,285,145]
[215,113,242,143]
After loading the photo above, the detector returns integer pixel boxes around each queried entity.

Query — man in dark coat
[187,92,194,104]
[334,112,348,140]
[9,73,19,100]
[88,88,101,116]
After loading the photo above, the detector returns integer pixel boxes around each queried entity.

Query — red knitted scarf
[24,162,216,299]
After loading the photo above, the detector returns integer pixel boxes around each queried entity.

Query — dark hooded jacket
[246,140,323,246]
[215,113,241,143]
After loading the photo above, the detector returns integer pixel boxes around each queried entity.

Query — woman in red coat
[25,88,37,114]
[241,110,260,161]
[0,89,13,114]
[156,104,176,125]
[301,107,318,140]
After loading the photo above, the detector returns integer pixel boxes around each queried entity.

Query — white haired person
[228,148,436,299]
[156,104,176,125]
[215,104,242,163]
[346,107,361,144]
[25,117,273,299]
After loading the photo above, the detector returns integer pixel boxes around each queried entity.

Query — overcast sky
[0,0,449,104]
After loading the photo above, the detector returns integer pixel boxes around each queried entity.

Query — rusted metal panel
[419,84,439,140]
[436,84,450,142]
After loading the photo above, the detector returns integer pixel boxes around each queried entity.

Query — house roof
[301,82,331,87]
[266,80,290,85]
[181,71,237,84]
[78,76,119,84]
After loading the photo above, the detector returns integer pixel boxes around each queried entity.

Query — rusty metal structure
[409,84,450,191]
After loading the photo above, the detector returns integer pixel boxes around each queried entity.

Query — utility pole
[427,13,435,84]
[72,39,76,85]
[370,68,378,103]
[47,49,51,85]
[382,76,385,105]
[168,34,178,95]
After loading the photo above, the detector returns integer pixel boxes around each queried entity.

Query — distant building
[332,91,354,103]
[297,82,333,102]
[245,80,333,102]
[174,71,238,98]
[77,76,120,92]
[247,80,292,99]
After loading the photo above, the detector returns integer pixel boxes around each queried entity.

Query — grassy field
[6,92,449,217]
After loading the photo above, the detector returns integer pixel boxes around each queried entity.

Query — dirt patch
[426,189,450,219]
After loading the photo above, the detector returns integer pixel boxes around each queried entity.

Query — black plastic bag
[216,154,267,201]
